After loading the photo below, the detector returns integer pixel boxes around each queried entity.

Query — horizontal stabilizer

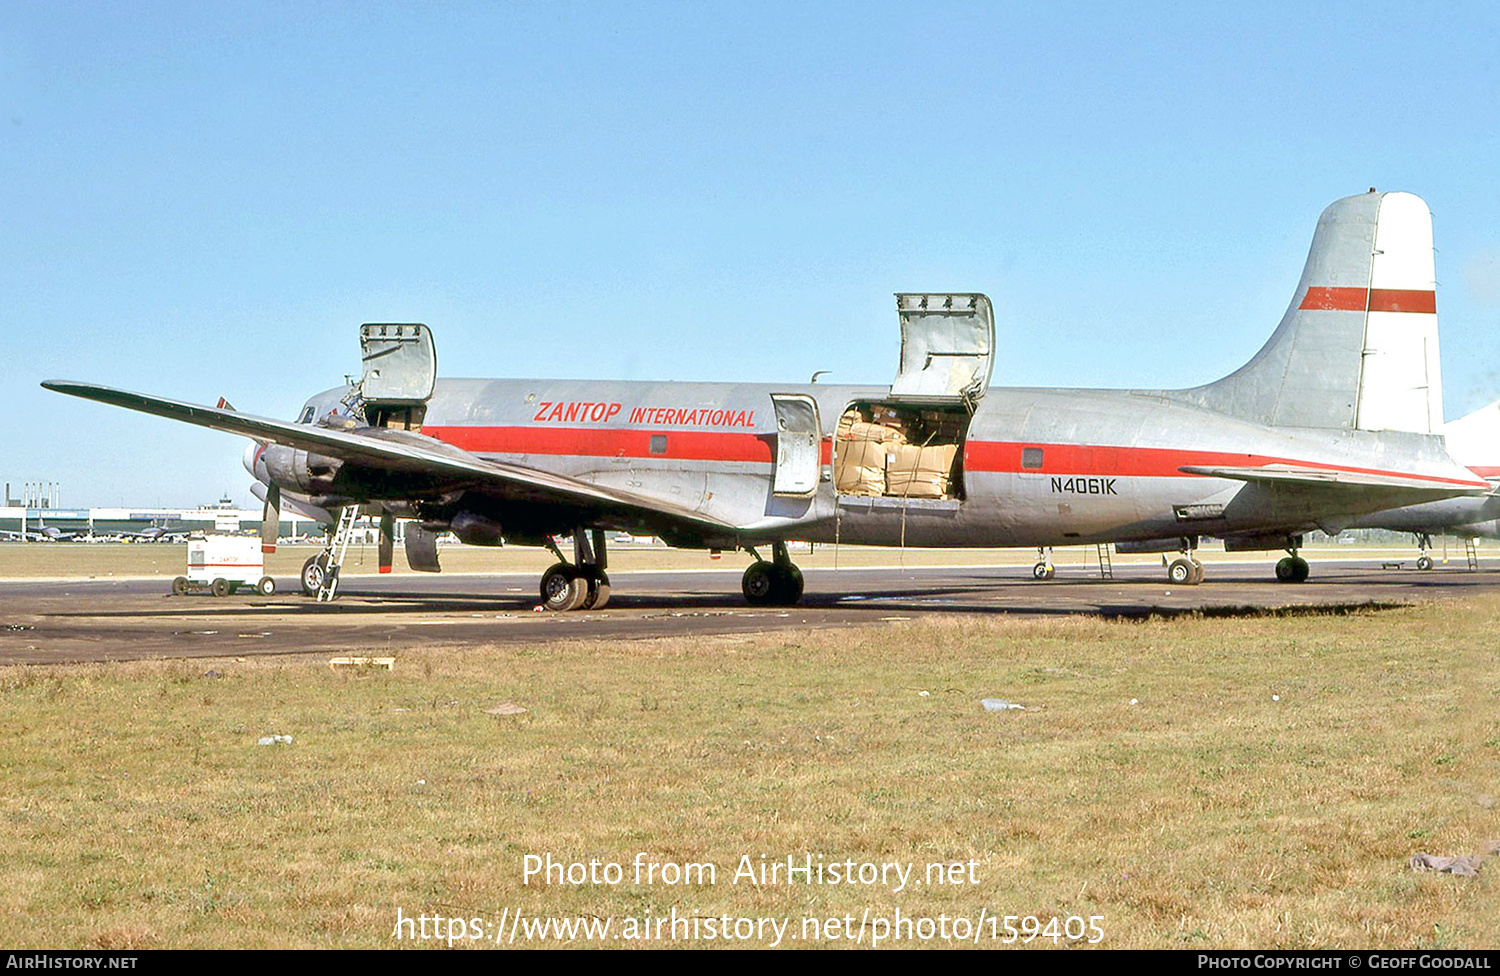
[1179,463,1489,495]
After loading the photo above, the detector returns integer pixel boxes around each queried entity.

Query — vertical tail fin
[1171,190,1442,433]
[1441,398,1500,469]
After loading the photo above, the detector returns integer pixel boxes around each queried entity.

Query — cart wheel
[257,576,276,596]
[171,576,189,596]
[211,578,230,598]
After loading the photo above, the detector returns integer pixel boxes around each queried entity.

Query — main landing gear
[1274,545,1310,583]
[538,529,611,612]
[742,541,804,606]
[1164,542,1205,585]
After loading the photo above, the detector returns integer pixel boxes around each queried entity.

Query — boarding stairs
[1095,543,1114,580]
[316,505,362,602]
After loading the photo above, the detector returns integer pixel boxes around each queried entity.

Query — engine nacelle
[450,511,505,547]
[245,442,345,495]
[1454,519,1500,541]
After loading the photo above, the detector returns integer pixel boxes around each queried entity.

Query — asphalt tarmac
[3,557,1497,665]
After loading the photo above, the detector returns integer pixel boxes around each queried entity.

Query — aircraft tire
[777,564,804,605]
[300,554,329,596]
[211,578,230,598]
[1417,555,1434,571]
[742,561,777,605]
[1189,560,1205,585]
[257,576,276,596]
[1167,558,1198,585]
[171,576,189,596]
[581,571,611,610]
[1291,557,1310,583]
[540,563,587,612]
[1031,562,1055,581]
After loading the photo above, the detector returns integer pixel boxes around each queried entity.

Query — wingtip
[40,379,96,394]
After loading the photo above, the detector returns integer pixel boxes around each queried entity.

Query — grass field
[2,593,1497,949]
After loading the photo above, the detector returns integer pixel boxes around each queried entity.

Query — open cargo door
[888,293,994,410]
[360,323,436,430]
[832,293,992,502]
[770,393,821,496]
[361,323,436,402]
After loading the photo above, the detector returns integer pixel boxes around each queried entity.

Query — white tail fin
[1172,190,1442,433]
[1442,398,1500,468]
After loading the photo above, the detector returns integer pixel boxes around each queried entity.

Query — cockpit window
[299,405,316,424]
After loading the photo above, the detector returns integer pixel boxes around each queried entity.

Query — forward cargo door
[770,393,821,496]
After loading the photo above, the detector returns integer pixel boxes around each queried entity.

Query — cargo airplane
[43,190,1493,608]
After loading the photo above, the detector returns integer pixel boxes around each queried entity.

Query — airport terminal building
[0,501,314,542]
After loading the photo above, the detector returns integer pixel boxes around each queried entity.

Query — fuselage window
[1022,447,1044,469]
[650,435,668,455]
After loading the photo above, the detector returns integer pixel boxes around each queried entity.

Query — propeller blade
[378,512,394,574]
[261,484,280,554]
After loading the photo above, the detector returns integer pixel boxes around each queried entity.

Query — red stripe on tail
[1299,287,1435,313]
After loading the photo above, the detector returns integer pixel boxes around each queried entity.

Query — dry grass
[2,597,1498,948]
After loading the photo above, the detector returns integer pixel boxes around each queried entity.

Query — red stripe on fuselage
[964,441,1482,486]
[422,425,1487,488]
[1298,287,1436,313]
[426,425,777,463]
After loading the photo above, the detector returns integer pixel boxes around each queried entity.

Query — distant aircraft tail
[1441,398,1500,471]
[1170,190,1442,433]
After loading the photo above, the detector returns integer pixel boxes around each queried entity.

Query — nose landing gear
[1031,547,1056,581]
[1414,533,1435,570]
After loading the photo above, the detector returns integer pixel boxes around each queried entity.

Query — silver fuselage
[292,377,1484,550]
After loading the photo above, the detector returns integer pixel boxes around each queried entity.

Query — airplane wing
[1178,464,1491,496]
[42,380,741,534]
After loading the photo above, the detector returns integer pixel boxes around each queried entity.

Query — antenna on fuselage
[810,371,831,384]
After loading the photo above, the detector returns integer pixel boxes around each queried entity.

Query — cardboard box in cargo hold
[834,434,889,495]
[886,442,958,499]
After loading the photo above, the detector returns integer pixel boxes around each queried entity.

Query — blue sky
[3,1,1499,507]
